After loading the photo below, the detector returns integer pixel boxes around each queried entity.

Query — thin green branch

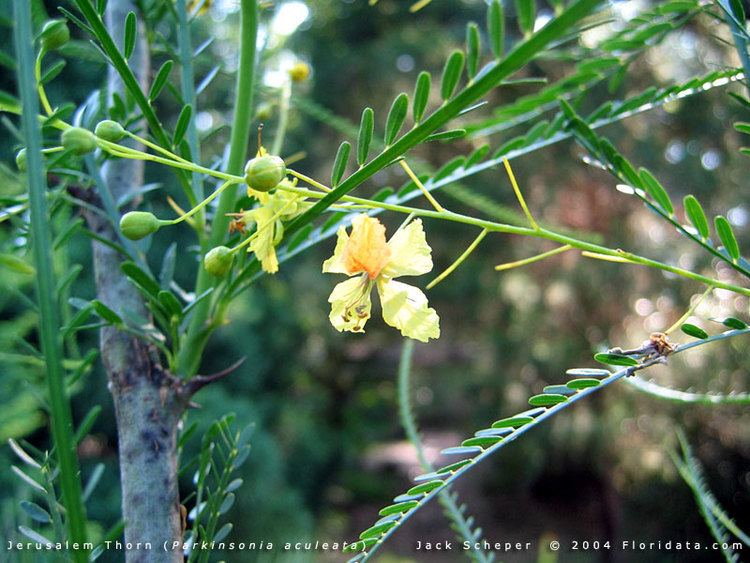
[278,182,750,298]
[175,0,205,206]
[281,0,603,242]
[398,341,493,563]
[349,328,750,561]
[13,1,88,559]
[178,0,259,376]
[624,376,750,405]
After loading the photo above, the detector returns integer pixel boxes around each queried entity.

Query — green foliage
[182,414,252,563]
[346,329,750,561]
[4,0,750,559]
[672,432,748,561]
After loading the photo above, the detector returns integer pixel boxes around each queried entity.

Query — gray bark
[85,2,186,561]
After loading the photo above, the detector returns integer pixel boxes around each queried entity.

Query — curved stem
[34,49,54,116]
[398,341,493,563]
[166,179,240,225]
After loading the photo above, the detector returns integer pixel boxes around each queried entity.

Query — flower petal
[322,226,350,274]
[344,214,391,279]
[328,277,373,333]
[382,219,433,278]
[377,279,440,342]
[247,206,279,274]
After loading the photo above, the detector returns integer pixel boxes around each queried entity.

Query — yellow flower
[242,179,310,273]
[323,214,440,342]
[288,61,311,82]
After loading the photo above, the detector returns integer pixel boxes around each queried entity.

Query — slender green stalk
[175,0,205,220]
[624,376,750,405]
[13,1,88,559]
[398,341,492,563]
[278,181,750,297]
[178,0,259,376]
[427,229,488,289]
[272,79,292,156]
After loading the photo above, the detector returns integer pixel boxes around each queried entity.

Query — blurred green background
[1,0,749,561]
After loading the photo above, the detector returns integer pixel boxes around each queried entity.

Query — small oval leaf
[149,60,174,102]
[528,394,568,406]
[384,92,409,145]
[359,520,396,540]
[357,108,374,166]
[515,0,536,35]
[436,459,472,473]
[683,195,709,239]
[681,323,708,339]
[440,446,483,455]
[378,501,418,516]
[466,23,481,78]
[566,378,602,390]
[441,50,465,100]
[487,0,505,58]
[566,367,611,377]
[594,353,639,366]
[543,384,576,395]
[491,416,533,429]
[19,501,51,524]
[123,11,137,59]
[413,71,431,122]
[425,129,466,142]
[718,317,747,330]
[331,141,351,186]
[173,104,192,146]
[407,480,444,495]
[639,168,673,214]
[715,215,740,261]
[461,436,502,448]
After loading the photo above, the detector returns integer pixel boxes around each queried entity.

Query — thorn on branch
[183,357,246,398]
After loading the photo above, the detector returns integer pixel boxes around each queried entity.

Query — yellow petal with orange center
[342,214,391,279]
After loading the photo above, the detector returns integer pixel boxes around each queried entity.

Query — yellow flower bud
[204,246,234,277]
[244,155,286,192]
[61,127,97,155]
[120,211,161,240]
[288,61,311,82]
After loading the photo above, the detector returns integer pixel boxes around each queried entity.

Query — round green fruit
[120,211,161,240]
[244,155,286,192]
[95,120,126,142]
[61,127,97,155]
[204,246,234,277]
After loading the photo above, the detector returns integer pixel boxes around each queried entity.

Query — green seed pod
[204,246,234,277]
[95,120,126,142]
[15,148,27,172]
[245,155,286,192]
[120,211,161,240]
[61,127,97,155]
[40,19,70,51]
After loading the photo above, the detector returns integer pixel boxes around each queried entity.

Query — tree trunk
[87,2,185,560]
